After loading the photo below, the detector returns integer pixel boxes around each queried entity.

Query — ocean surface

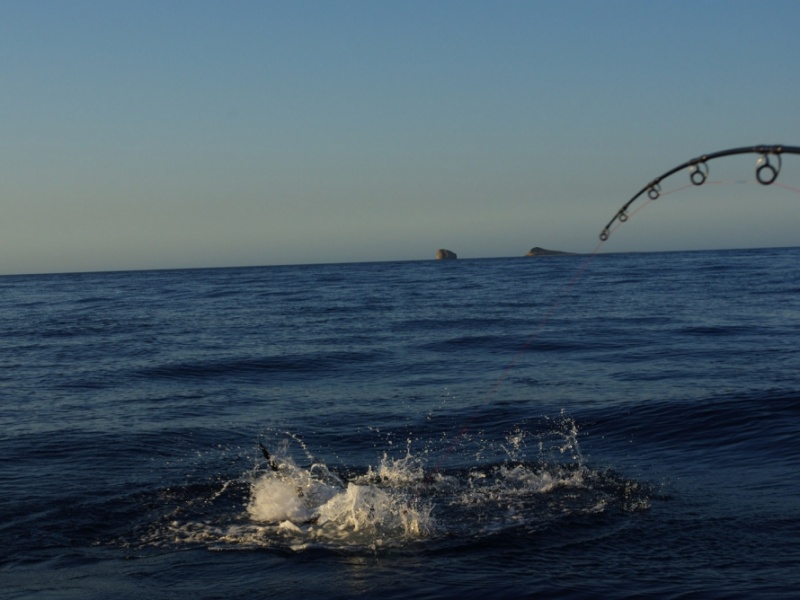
[2,247,799,599]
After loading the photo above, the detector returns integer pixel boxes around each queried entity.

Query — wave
[584,389,800,469]
[137,350,389,381]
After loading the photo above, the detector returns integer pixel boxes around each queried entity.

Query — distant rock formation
[524,246,572,257]
[435,249,457,260]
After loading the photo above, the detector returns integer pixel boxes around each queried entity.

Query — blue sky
[2,0,799,274]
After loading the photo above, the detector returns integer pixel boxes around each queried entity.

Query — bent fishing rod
[599,144,800,241]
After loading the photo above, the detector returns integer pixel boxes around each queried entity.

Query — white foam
[143,419,650,551]
[247,476,315,523]
[244,448,432,545]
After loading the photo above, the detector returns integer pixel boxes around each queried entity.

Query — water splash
[245,443,433,547]
[142,417,652,552]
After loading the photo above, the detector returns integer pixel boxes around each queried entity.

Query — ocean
[1,247,799,599]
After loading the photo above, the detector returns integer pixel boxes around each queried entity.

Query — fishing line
[600,144,800,241]
[442,246,602,452]
[258,145,800,511]
[433,183,696,466]
[428,144,800,484]
[775,181,800,194]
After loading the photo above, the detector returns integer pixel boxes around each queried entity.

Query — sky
[2,0,799,275]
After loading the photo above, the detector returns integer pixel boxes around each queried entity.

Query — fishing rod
[599,144,800,241]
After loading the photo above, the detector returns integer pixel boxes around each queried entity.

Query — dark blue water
[2,248,799,599]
